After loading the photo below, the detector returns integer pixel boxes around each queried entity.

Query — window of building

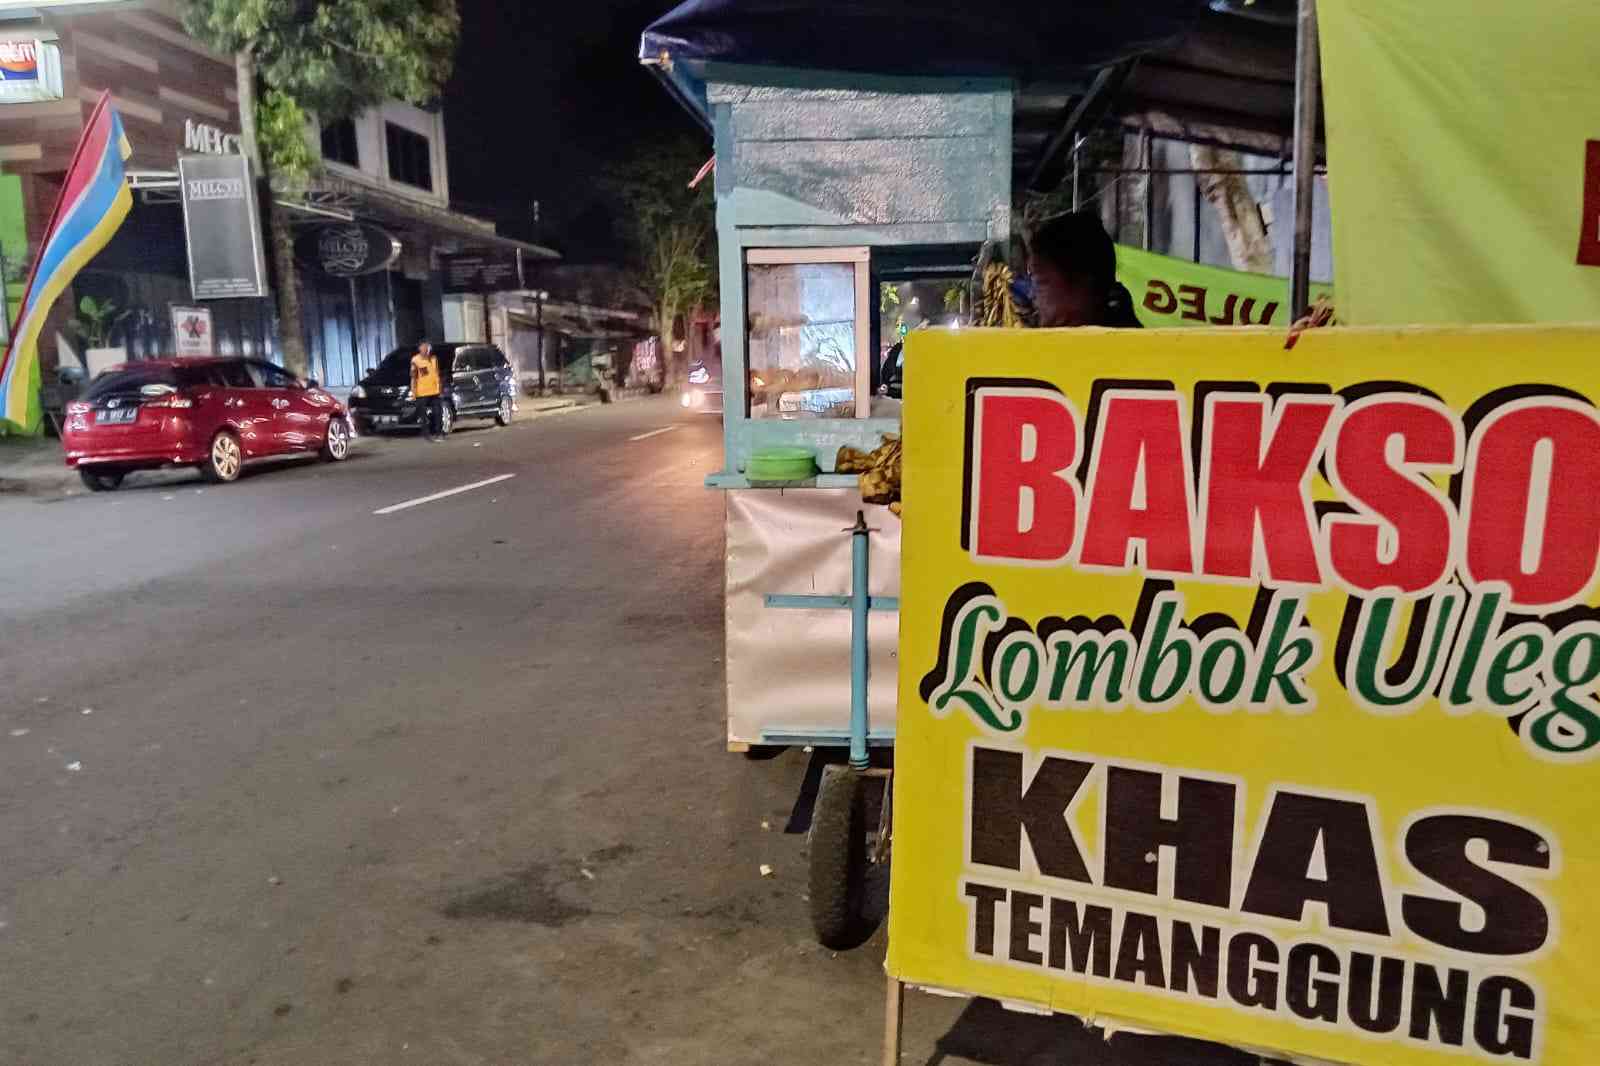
[320,118,359,168]
[385,122,433,191]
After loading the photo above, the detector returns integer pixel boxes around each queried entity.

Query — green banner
[1116,245,1330,329]
[0,172,22,340]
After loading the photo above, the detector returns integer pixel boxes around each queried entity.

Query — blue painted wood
[704,472,862,489]
[764,594,900,612]
[758,729,895,748]
[707,72,1011,478]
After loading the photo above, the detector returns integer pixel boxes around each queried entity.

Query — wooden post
[881,974,904,1066]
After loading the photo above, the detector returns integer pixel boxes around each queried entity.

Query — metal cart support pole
[762,511,898,752]
[1290,0,1321,315]
[849,511,871,770]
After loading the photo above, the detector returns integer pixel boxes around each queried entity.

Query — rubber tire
[808,765,873,950]
[495,395,512,426]
[201,430,243,484]
[320,417,351,462]
[78,468,124,492]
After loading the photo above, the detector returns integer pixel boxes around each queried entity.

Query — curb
[0,441,77,498]
[516,399,589,419]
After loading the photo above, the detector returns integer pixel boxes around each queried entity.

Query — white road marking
[628,425,681,442]
[373,474,516,516]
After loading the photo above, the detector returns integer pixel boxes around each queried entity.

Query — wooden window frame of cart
[744,246,873,420]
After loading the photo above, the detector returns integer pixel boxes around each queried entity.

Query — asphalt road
[0,399,1257,1066]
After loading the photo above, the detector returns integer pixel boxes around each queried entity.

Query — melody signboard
[178,154,267,300]
[888,325,1600,1066]
[295,223,401,279]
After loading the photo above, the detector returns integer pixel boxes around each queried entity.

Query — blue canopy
[639,0,1204,83]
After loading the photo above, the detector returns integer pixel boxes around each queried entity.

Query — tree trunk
[657,301,683,388]
[267,204,308,377]
[234,48,308,377]
[1190,144,1274,274]
[234,49,260,170]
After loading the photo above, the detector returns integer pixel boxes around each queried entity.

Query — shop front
[0,2,259,376]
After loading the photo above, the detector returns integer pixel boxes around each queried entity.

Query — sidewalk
[0,434,78,497]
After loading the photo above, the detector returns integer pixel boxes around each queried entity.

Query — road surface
[0,399,1253,1066]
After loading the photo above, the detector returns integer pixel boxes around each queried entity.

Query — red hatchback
[62,357,351,491]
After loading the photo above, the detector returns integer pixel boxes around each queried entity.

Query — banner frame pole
[1290,0,1321,316]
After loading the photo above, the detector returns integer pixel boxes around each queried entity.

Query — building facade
[0,0,260,366]
[0,0,555,402]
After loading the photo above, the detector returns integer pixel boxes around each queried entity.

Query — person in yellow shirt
[410,340,445,440]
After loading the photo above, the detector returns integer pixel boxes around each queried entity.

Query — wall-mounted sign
[295,223,401,278]
[178,154,268,300]
[170,305,213,357]
[0,40,64,104]
[183,118,240,156]
[440,251,524,294]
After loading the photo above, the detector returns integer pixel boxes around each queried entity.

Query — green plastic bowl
[747,446,819,482]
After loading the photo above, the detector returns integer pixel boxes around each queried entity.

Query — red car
[62,357,351,491]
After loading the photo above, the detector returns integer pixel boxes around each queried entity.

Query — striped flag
[0,92,132,434]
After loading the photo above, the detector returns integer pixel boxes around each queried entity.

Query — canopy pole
[1290,0,1321,316]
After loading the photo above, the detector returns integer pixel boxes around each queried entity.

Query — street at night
[4,1,1593,1064]
[0,403,1247,1066]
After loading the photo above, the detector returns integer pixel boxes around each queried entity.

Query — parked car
[61,358,350,491]
[347,343,515,436]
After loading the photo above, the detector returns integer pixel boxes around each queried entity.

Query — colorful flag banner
[0,92,132,434]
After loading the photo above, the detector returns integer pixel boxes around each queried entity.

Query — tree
[181,0,459,377]
[604,137,716,389]
[1190,144,1273,274]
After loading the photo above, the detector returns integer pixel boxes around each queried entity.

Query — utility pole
[535,288,547,394]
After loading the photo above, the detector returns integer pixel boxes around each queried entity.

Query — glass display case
[744,247,871,420]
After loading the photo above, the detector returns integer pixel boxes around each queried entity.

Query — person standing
[410,340,445,440]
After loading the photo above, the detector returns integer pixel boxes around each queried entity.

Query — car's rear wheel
[202,430,243,483]
[320,417,350,462]
[495,395,512,426]
[78,468,124,492]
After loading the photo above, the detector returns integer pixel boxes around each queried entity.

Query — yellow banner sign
[888,325,1600,1066]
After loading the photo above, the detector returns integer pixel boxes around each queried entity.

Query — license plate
[96,407,136,424]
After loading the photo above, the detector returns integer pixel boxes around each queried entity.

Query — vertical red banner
[1577,139,1600,267]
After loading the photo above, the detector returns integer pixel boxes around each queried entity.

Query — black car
[347,343,515,436]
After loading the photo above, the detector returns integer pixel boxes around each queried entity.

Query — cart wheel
[809,764,872,950]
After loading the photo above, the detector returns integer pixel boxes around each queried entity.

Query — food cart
[637,0,1321,951]
[645,3,1600,1066]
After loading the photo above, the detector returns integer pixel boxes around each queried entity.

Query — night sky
[443,0,705,260]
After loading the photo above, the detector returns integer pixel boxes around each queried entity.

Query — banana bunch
[977,262,1023,328]
[836,433,903,518]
